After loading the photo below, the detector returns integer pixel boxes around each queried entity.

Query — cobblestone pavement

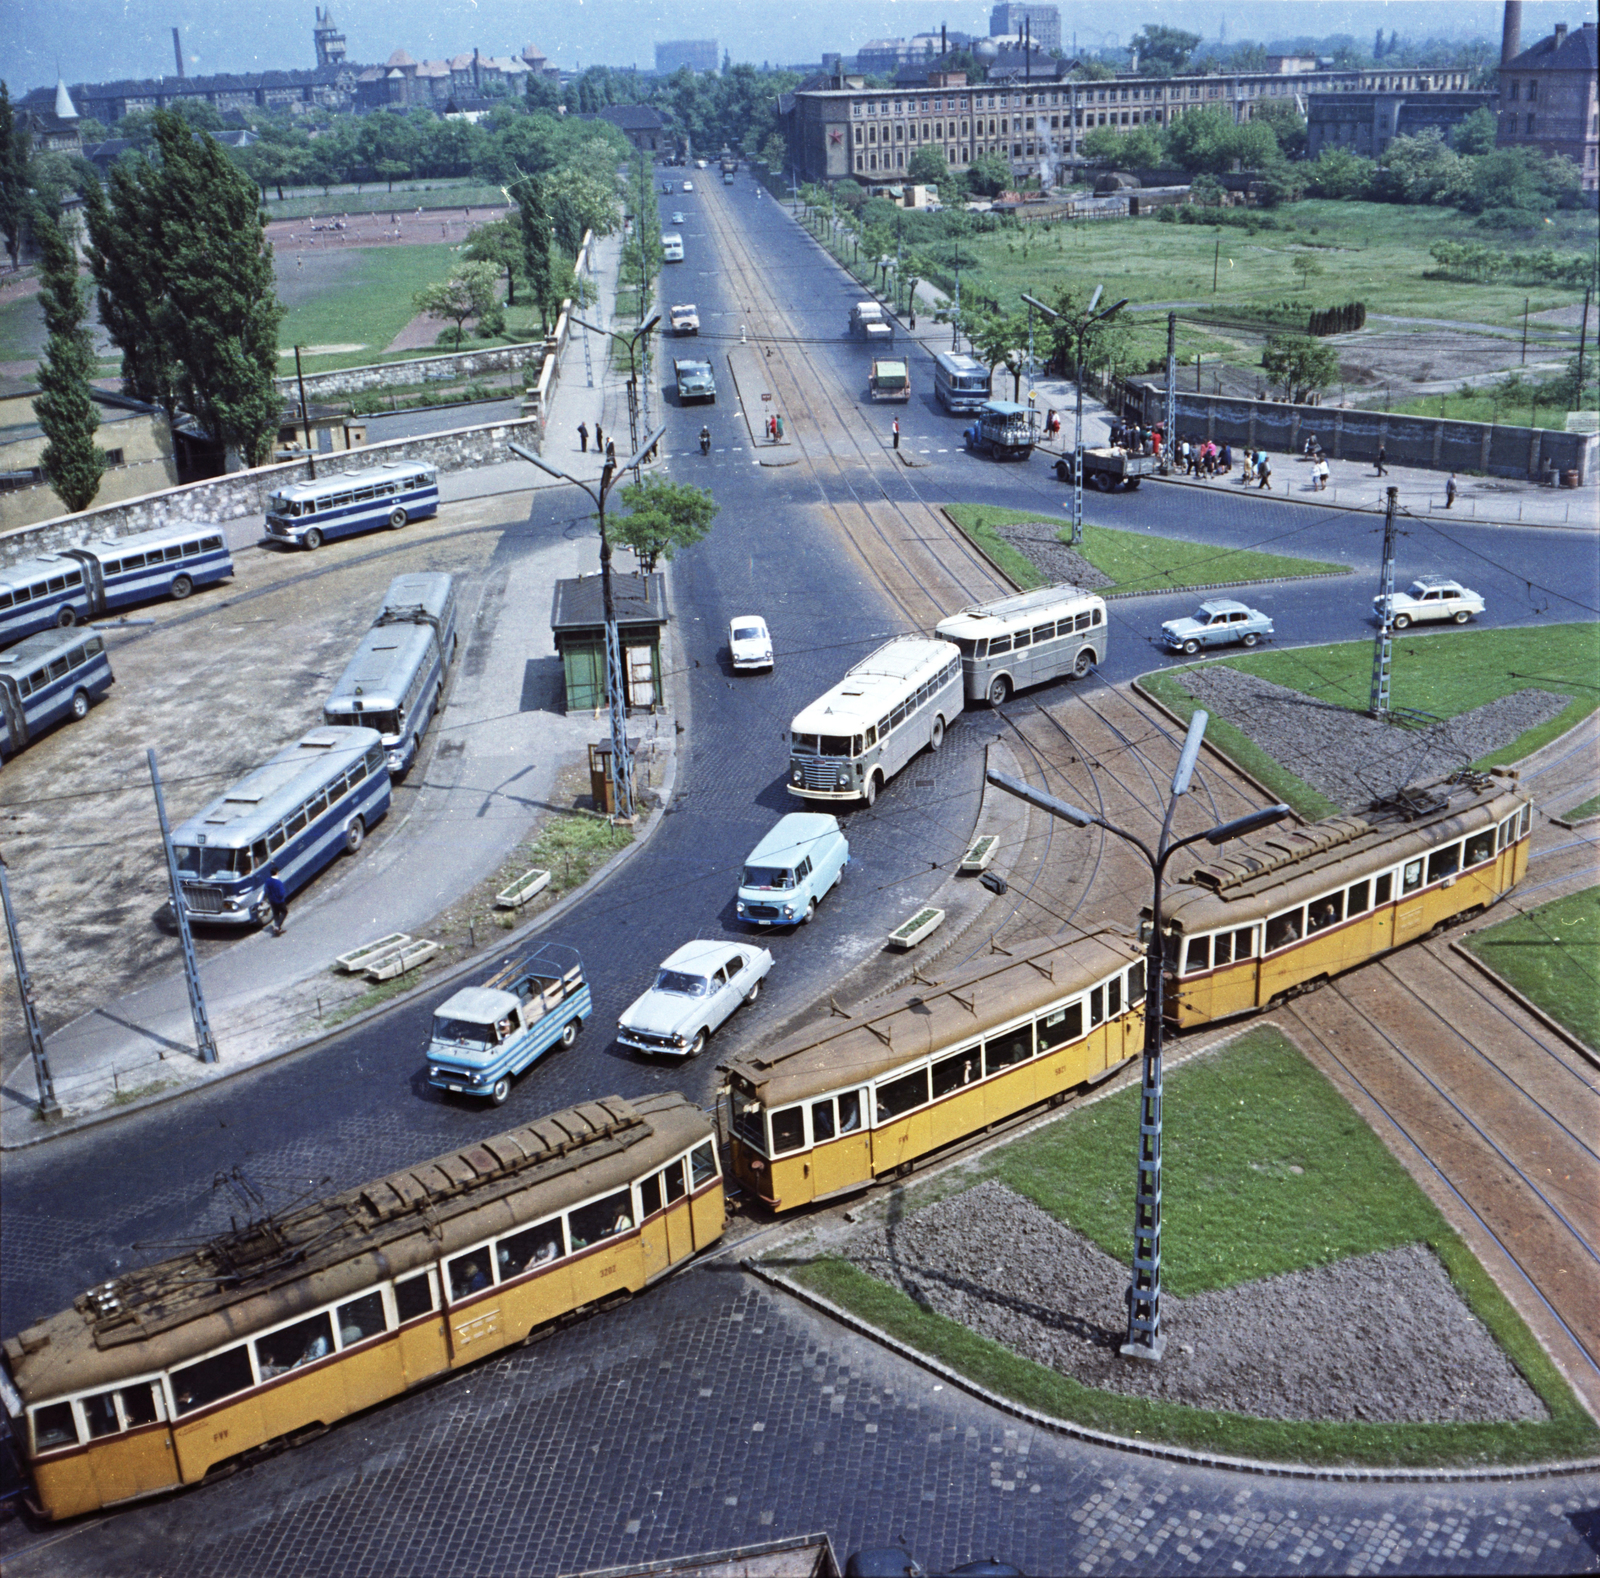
[4,1269,1594,1577]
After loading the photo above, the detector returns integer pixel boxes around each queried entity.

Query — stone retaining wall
[274,341,547,401]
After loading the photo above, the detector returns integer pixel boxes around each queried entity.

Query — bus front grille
[181,884,225,914]
[796,758,843,791]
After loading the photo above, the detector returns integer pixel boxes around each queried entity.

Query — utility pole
[1164,312,1177,473]
[1369,486,1400,718]
[1213,236,1220,293]
[148,750,219,1064]
[0,855,60,1116]
[1576,280,1591,400]
[1522,296,1529,365]
[293,346,317,479]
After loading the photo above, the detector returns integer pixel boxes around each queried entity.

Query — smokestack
[173,26,185,77]
[1501,1,1522,64]
[1025,18,1031,80]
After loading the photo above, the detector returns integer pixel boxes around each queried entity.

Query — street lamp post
[573,313,660,477]
[987,715,1290,1362]
[510,423,666,821]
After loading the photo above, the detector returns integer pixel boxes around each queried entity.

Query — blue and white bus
[0,627,115,760]
[264,462,439,551]
[62,524,234,613]
[168,728,391,925]
[932,351,992,414]
[0,556,93,648]
[323,573,459,776]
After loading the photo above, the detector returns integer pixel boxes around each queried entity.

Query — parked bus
[264,462,439,551]
[936,583,1108,706]
[788,636,961,808]
[61,525,234,614]
[661,233,685,262]
[0,627,115,760]
[168,728,391,925]
[324,573,458,776]
[932,351,991,413]
[0,556,92,648]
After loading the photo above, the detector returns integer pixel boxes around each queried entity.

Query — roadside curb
[938,507,1023,596]
[1448,940,1600,1072]
[743,1260,1600,1485]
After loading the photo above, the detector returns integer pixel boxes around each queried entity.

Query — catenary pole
[1369,485,1400,716]
[148,750,219,1064]
[0,855,60,1115]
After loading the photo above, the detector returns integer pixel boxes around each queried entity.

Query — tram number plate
[455,1309,500,1348]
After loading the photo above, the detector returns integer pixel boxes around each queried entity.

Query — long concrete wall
[273,340,548,402]
[1123,385,1597,483]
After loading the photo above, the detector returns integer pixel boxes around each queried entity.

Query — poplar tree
[0,82,30,269]
[513,175,557,332]
[33,210,106,512]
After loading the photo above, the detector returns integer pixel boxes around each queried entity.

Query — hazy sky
[1,0,1575,94]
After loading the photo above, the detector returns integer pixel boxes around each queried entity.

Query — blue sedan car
[1162,598,1274,655]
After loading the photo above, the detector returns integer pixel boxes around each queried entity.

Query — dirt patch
[991,523,1115,589]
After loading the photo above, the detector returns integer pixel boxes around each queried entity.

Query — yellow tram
[723,927,1146,1212]
[2,1093,723,1521]
[1151,769,1533,1028]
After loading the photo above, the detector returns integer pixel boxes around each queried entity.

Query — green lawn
[944,502,1345,596]
[781,1027,1598,1467]
[1566,792,1600,822]
[1465,887,1600,1049]
[276,244,463,369]
[1388,381,1599,427]
[0,287,43,364]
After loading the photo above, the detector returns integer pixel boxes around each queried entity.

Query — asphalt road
[2,177,1596,1573]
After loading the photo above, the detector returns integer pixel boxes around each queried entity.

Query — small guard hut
[551,571,667,713]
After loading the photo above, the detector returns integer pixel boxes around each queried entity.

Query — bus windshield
[173,845,245,879]
[327,708,399,736]
[792,732,857,758]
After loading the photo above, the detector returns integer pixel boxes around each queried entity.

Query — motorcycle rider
[699,425,711,454]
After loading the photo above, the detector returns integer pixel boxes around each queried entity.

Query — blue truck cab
[426,943,590,1104]
[736,813,849,927]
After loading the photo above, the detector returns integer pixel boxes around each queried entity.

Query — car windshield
[433,1017,493,1047]
[732,625,764,643]
[744,867,793,890]
[655,970,708,997]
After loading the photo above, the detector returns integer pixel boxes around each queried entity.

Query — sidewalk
[1,228,672,1147]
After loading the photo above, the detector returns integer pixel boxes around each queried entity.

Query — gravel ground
[1174,665,1572,808]
[845,1180,1546,1424]
[993,522,1115,590]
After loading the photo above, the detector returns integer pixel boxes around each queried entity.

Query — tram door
[810,1090,871,1198]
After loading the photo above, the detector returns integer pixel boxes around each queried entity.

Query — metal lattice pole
[1164,312,1178,473]
[148,750,219,1064]
[1072,331,1086,546]
[0,857,60,1115]
[595,472,634,819]
[1370,485,1399,717]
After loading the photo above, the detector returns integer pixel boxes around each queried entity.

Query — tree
[1306,147,1373,200]
[907,145,947,185]
[33,210,106,511]
[1262,334,1340,404]
[1079,126,1123,163]
[512,176,558,331]
[464,216,524,306]
[611,477,717,574]
[966,152,1011,197]
[0,81,30,269]
[1449,107,1498,156]
[760,132,786,172]
[414,262,500,349]
[1166,106,1237,174]
[968,307,1031,400]
[1251,99,1307,160]
[1045,286,1135,381]
[1131,25,1200,76]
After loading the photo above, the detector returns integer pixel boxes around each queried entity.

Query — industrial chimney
[1501,1,1522,64]
[173,25,185,77]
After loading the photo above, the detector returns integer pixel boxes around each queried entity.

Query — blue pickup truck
[425,944,591,1104]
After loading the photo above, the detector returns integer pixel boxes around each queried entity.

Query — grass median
[944,503,1344,596]
[779,1027,1598,1468]
[1464,886,1599,1049]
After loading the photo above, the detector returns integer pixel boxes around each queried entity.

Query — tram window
[769,1105,805,1153]
[1089,987,1104,1027]
[1184,937,1210,974]
[1266,908,1304,951]
[1161,932,1180,968]
[1108,975,1121,1014]
[663,1157,687,1203]
[811,1100,836,1141]
[690,1141,718,1188]
[1464,831,1494,867]
[984,1025,1033,1074]
[837,1093,862,1134]
[1128,961,1146,1000]
[1375,873,1393,905]
[32,1402,77,1452]
[1498,816,1515,850]
[1347,880,1370,915]
[1307,893,1343,933]
[1037,1002,1083,1051]
[877,1067,930,1119]
[932,1048,980,1097]
[83,1390,120,1440]
[1213,932,1232,967]
[171,1345,253,1415]
[395,1272,435,1322]
[447,1253,492,1301]
[639,1174,663,1217]
[1519,805,1531,837]
[1426,845,1460,884]
[256,1312,334,1379]
[500,1218,565,1275]
[336,1292,387,1347]
[569,1190,632,1250]
[121,1383,159,1428]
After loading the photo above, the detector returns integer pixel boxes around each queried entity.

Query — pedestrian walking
[1445,473,1458,508]
[1317,457,1330,491]
[892,417,900,450]
[775,414,784,441]
[594,423,604,453]
[264,864,289,935]
[1375,443,1388,476]
[768,413,777,442]
[1257,454,1272,490]
[578,422,589,453]
[1219,441,1232,475]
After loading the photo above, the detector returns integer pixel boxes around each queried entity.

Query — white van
[737,813,849,927]
[661,233,685,262]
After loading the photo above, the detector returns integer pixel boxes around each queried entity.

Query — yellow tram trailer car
[2,1092,723,1522]
[1150,769,1533,1029]
[723,927,1146,1212]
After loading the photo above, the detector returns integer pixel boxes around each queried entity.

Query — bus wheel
[862,774,878,808]
[1073,649,1093,679]
[344,817,365,854]
[56,605,77,628]
[490,1076,512,1105]
[170,574,193,600]
[69,689,90,721]
[987,675,1010,705]
[930,716,945,750]
[389,507,408,529]
[303,528,324,550]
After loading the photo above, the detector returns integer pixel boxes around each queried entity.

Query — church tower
[314,6,347,68]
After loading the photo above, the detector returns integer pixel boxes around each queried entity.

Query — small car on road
[1375,575,1485,629]
[729,615,773,670]
[617,940,774,1058]
[1161,598,1274,655]
[681,179,695,192]
[671,210,685,224]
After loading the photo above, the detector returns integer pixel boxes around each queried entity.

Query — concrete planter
[495,868,552,909]
[334,933,412,973]
[365,939,441,981]
[888,906,945,950]
[959,834,999,873]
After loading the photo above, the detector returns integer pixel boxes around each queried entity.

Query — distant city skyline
[1,0,1577,95]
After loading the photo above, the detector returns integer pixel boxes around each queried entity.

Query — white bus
[0,626,115,760]
[0,556,92,648]
[661,233,685,262]
[169,728,391,925]
[265,462,439,551]
[323,573,458,776]
[64,524,234,614]
[932,351,992,413]
[936,584,1108,706]
[788,636,962,808]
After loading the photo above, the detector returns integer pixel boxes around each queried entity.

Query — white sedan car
[729,615,774,671]
[1375,575,1486,629]
[617,940,773,1059]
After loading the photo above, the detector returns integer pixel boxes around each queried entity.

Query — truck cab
[425,944,591,1104]
[964,401,1034,460]
[849,302,893,344]
[870,358,910,401]
[674,359,716,403]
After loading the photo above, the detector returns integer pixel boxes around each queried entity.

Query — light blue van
[736,813,849,927]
